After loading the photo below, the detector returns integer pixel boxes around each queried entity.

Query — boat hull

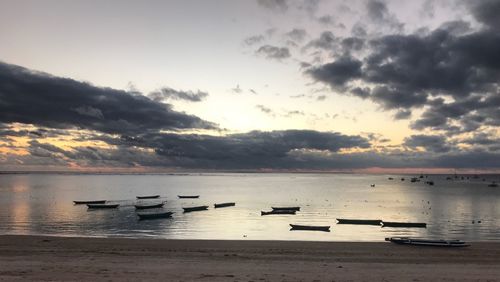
[137,211,173,220]
[261,210,296,216]
[87,204,119,209]
[214,202,236,208]
[336,219,382,225]
[178,195,200,199]
[272,207,300,211]
[136,195,160,199]
[290,224,330,232]
[386,237,469,247]
[73,200,106,205]
[382,221,427,228]
[134,203,164,210]
[183,205,209,212]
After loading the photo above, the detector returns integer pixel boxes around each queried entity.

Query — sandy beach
[0,235,499,281]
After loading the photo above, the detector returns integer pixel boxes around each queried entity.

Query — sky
[0,0,499,172]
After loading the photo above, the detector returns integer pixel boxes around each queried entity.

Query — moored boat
[289,224,330,232]
[137,211,174,220]
[136,195,160,199]
[385,237,469,247]
[271,206,300,211]
[178,195,200,199]
[261,210,296,216]
[336,218,382,225]
[134,203,164,210]
[214,202,236,208]
[382,221,427,228]
[183,205,209,212]
[87,203,119,209]
[73,200,106,205]
[488,182,498,187]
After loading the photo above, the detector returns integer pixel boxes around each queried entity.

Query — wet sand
[1,235,500,281]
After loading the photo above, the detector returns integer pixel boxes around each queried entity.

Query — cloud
[366,0,404,32]
[231,84,243,94]
[305,56,362,87]
[256,0,288,13]
[403,134,451,153]
[256,104,275,116]
[148,87,209,102]
[304,31,337,50]
[243,35,265,46]
[468,0,500,31]
[0,62,216,135]
[285,28,308,43]
[256,45,291,60]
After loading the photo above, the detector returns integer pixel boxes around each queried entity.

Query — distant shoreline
[1,235,500,281]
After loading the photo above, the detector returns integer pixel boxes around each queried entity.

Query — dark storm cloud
[256,45,291,60]
[0,62,216,135]
[468,0,500,30]
[305,56,362,87]
[403,135,452,153]
[366,0,404,32]
[256,0,288,13]
[394,109,412,120]
[148,87,209,102]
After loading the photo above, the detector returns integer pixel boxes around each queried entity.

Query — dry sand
[1,235,500,281]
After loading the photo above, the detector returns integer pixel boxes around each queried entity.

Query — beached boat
[261,210,296,216]
[87,203,119,209]
[381,221,426,228]
[271,206,300,211]
[73,200,106,205]
[289,224,330,232]
[183,205,209,212]
[178,195,200,199]
[137,211,173,220]
[385,237,469,247]
[336,219,382,225]
[214,202,236,208]
[134,203,164,210]
[136,195,160,199]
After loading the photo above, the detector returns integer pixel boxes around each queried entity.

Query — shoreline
[1,235,500,281]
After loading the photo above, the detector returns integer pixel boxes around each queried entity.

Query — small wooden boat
[87,203,119,209]
[290,224,330,232]
[183,205,209,212]
[178,195,200,199]
[214,202,235,208]
[382,221,427,228]
[134,203,164,210]
[386,237,469,247]
[136,195,160,199]
[73,200,106,205]
[137,211,173,220]
[336,218,382,225]
[271,206,300,211]
[261,210,296,216]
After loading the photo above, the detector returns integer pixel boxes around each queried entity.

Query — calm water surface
[1,173,499,241]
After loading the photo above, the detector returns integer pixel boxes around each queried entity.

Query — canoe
[382,221,427,228]
[87,203,119,209]
[137,211,174,220]
[336,219,382,225]
[214,202,236,208]
[73,200,106,205]
[136,195,160,199]
[134,203,164,210]
[183,205,209,212]
[261,210,296,216]
[271,206,300,211]
[178,195,200,199]
[290,224,330,232]
[386,237,469,247]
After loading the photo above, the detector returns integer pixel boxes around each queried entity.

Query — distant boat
[136,195,160,199]
[73,200,106,205]
[401,178,405,181]
[137,211,173,220]
[178,195,200,199]
[214,202,235,208]
[336,219,382,225]
[410,177,419,182]
[388,177,394,180]
[87,203,119,209]
[271,206,300,211]
[488,182,498,187]
[134,203,164,210]
[381,221,426,228]
[183,205,209,212]
[370,184,375,187]
[261,210,296,216]
[386,237,469,247]
[426,181,434,185]
[290,224,330,232]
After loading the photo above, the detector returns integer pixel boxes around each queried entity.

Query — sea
[1,173,499,241]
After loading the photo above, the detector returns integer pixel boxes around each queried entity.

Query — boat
[137,211,174,220]
[290,224,330,232]
[87,203,119,209]
[381,221,426,228]
[336,218,382,225]
[271,206,300,211]
[426,181,434,185]
[214,202,236,208]
[178,195,200,199]
[134,203,164,210]
[261,210,296,216]
[370,184,375,187]
[410,177,419,183]
[488,182,498,187]
[385,237,469,247]
[136,195,160,199]
[388,177,394,180]
[73,200,106,205]
[183,205,209,212]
